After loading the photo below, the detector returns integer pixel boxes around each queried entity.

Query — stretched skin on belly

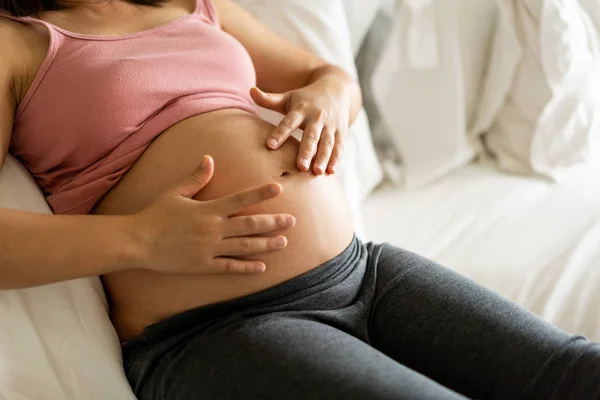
[94,109,354,340]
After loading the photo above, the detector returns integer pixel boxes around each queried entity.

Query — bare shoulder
[0,16,34,50]
[0,17,23,165]
[0,17,19,51]
[0,16,49,103]
[0,15,49,60]
[0,18,20,86]
[210,0,240,25]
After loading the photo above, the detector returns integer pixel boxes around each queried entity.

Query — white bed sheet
[362,162,600,340]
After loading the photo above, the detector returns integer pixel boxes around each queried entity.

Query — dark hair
[1,0,164,17]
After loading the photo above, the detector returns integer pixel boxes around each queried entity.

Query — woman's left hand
[250,77,352,175]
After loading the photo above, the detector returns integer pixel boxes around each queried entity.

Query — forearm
[0,208,140,289]
[307,64,363,125]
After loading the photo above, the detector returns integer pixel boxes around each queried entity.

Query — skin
[0,0,362,340]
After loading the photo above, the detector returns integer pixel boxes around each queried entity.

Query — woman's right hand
[131,155,295,275]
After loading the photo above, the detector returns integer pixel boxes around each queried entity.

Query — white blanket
[363,162,600,340]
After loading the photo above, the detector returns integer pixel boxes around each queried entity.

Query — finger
[297,121,323,171]
[210,258,266,274]
[250,87,289,114]
[172,155,214,198]
[312,125,336,175]
[224,214,296,237]
[219,235,288,257]
[212,183,283,215]
[327,130,345,174]
[267,111,305,150]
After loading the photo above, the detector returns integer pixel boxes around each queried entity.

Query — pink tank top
[1,0,257,215]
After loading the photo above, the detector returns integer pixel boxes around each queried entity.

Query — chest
[11,17,256,162]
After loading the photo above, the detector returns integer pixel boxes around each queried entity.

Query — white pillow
[578,0,600,33]
[342,0,386,55]
[368,0,498,187]
[0,155,135,400]
[480,0,600,179]
[234,0,383,213]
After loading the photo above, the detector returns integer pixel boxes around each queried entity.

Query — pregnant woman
[0,0,599,399]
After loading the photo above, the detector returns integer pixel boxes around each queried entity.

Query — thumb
[173,155,214,198]
[250,87,289,114]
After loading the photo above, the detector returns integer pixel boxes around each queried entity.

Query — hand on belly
[131,154,297,275]
[94,110,354,340]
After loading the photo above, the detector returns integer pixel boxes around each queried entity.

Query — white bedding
[3,1,600,398]
[363,162,600,340]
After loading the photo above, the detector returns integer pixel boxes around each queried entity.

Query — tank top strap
[0,12,56,34]
[194,0,220,27]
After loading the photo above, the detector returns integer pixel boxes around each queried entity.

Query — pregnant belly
[93,109,354,341]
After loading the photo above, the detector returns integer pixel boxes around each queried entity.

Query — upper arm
[0,81,15,168]
[212,0,327,93]
[0,21,17,168]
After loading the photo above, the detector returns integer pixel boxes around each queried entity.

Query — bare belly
[94,109,354,341]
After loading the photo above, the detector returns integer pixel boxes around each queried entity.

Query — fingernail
[330,164,337,173]
[315,164,325,174]
[200,155,209,169]
[275,236,287,248]
[253,263,266,273]
[300,159,309,169]
[268,138,278,149]
[285,215,296,227]
[269,184,281,195]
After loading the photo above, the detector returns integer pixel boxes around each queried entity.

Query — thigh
[368,243,600,400]
[135,315,467,400]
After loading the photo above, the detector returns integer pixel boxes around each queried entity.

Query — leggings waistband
[140,234,363,344]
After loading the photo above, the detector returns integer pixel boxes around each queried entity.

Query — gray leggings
[122,236,600,399]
